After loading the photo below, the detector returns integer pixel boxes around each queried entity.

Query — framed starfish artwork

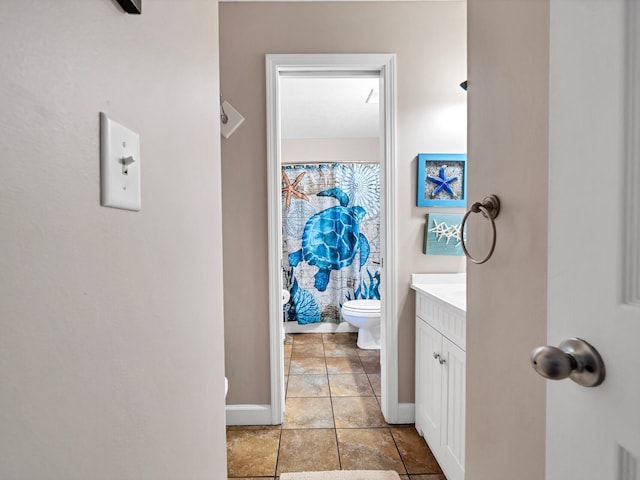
[424,213,465,256]
[416,153,467,207]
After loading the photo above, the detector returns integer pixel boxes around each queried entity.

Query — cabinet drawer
[416,292,466,350]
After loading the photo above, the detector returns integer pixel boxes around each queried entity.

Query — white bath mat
[280,471,400,480]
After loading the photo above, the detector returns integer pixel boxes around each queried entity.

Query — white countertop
[411,273,466,312]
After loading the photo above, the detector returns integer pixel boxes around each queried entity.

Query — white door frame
[265,53,399,424]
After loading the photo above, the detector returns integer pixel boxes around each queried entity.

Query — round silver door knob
[530,345,575,380]
[530,338,605,387]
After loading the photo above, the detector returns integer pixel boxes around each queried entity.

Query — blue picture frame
[417,153,467,207]
[424,213,465,256]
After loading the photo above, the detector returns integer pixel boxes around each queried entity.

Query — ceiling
[280,76,381,139]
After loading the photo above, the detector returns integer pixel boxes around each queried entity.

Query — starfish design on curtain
[282,170,310,209]
[427,165,459,198]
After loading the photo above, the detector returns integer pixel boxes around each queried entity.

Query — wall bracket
[116,0,141,14]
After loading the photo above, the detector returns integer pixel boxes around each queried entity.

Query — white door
[545,0,640,478]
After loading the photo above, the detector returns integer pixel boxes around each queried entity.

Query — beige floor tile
[325,356,364,374]
[283,397,334,429]
[322,332,357,344]
[277,429,340,474]
[391,426,442,474]
[336,428,407,474]
[291,333,323,344]
[286,374,330,397]
[367,373,382,396]
[360,356,381,374]
[328,374,375,396]
[284,357,290,375]
[332,396,387,428]
[226,427,281,477]
[289,356,327,375]
[291,342,325,358]
[356,348,381,357]
[323,343,359,357]
[284,343,293,358]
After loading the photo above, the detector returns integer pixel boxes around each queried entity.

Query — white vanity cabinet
[412,275,466,480]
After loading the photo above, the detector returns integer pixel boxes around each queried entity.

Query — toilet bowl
[341,299,381,350]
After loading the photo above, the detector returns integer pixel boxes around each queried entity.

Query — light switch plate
[100,112,141,211]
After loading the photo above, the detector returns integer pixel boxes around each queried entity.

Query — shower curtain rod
[282,161,380,166]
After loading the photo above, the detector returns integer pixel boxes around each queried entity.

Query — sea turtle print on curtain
[288,187,370,292]
[282,163,380,324]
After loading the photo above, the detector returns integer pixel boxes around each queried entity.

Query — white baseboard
[397,403,415,424]
[285,322,358,334]
[225,404,274,426]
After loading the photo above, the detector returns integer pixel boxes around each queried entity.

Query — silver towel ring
[460,195,501,264]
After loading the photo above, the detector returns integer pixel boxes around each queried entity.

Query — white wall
[220,1,466,406]
[0,1,227,478]
[282,137,380,164]
[466,1,548,479]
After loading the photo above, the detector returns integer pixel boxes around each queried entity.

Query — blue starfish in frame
[427,165,459,198]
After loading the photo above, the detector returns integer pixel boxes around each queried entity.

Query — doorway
[266,54,398,424]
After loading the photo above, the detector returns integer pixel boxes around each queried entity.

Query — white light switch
[100,112,141,211]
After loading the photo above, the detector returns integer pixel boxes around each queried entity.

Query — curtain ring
[460,195,500,264]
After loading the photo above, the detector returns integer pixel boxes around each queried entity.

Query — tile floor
[227,332,446,480]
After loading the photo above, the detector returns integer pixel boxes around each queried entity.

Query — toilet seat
[342,299,380,317]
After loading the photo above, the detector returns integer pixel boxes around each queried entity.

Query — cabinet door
[440,337,466,480]
[415,318,442,445]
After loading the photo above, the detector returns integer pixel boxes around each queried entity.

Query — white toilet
[341,299,381,350]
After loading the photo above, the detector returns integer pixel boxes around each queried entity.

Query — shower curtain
[282,163,380,324]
